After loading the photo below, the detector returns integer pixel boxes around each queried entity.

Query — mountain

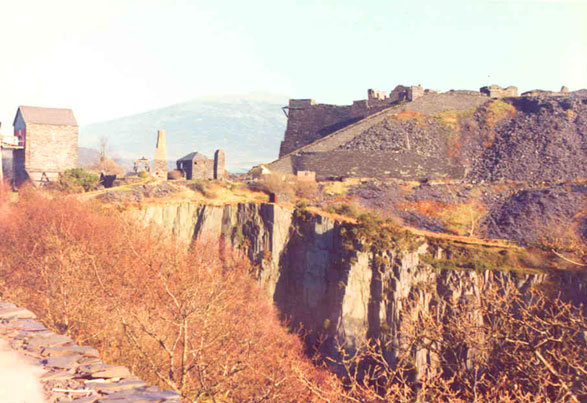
[80,93,288,173]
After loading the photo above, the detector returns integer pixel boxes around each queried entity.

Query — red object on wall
[14,128,25,147]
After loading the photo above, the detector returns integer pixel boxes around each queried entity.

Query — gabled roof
[14,106,78,127]
[177,152,209,162]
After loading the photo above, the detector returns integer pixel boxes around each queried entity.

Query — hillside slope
[270,93,586,183]
[80,93,288,173]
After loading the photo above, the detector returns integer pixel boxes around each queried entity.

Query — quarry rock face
[134,202,587,376]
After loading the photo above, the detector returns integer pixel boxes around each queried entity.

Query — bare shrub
[0,192,339,401]
[89,157,125,176]
[295,180,319,199]
[310,277,587,402]
[326,202,360,219]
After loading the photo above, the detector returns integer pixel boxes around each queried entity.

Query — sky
[0,0,585,128]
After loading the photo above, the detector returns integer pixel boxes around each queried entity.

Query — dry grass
[433,109,475,131]
[484,99,517,128]
[392,110,425,122]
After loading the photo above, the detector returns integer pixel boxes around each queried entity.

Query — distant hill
[80,93,288,173]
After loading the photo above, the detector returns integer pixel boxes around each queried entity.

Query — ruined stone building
[480,85,518,98]
[268,84,526,181]
[10,106,78,184]
[176,149,225,180]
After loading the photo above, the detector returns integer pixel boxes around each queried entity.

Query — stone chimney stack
[153,130,167,179]
[214,149,225,179]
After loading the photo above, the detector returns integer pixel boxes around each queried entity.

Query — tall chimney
[153,130,167,179]
[214,149,225,180]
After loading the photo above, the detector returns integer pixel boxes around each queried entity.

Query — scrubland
[0,185,585,401]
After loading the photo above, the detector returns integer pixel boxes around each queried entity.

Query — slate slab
[26,333,73,349]
[0,306,36,319]
[45,353,82,369]
[78,364,132,379]
[40,369,76,381]
[90,379,148,393]
[42,344,100,358]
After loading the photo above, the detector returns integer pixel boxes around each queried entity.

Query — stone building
[11,106,78,184]
[480,85,518,98]
[176,149,225,180]
[389,85,425,103]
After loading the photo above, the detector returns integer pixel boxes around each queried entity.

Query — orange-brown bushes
[399,199,487,237]
[398,200,447,217]
[88,157,125,176]
[1,191,584,401]
[329,278,586,402]
[0,192,339,401]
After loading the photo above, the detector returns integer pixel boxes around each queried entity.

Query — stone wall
[192,159,214,180]
[0,301,182,402]
[279,101,361,157]
[292,151,465,180]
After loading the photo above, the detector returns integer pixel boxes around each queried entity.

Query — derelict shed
[176,149,225,180]
[177,152,212,180]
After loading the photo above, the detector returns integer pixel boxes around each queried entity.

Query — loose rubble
[0,301,183,402]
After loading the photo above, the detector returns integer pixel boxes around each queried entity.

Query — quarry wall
[133,201,587,377]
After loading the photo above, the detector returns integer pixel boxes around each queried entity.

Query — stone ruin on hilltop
[267,84,587,184]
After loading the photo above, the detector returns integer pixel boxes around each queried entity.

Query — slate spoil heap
[0,301,183,402]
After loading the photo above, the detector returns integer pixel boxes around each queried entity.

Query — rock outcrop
[133,202,587,377]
